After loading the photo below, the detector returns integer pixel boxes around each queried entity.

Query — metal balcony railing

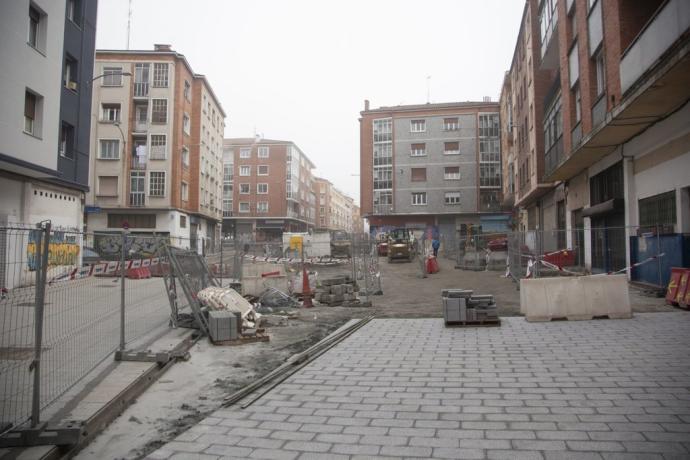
[130,156,147,170]
[134,82,149,98]
[129,192,145,207]
[373,204,393,215]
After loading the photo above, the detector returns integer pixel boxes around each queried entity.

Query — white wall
[0,0,65,171]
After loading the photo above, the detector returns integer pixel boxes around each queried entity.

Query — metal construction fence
[212,233,382,298]
[0,224,172,436]
[446,225,674,287]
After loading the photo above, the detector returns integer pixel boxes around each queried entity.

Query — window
[59,122,74,158]
[102,67,123,86]
[257,183,268,194]
[183,113,190,134]
[66,0,81,25]
[98,176,118,196]
[240,183,250,194]
[258,165,269,175]
[239,166,251,176]
[240,148,251,158]
[444,166,460,180]
[239,202,250,213]
[181,146,189,167]
[544,96,563,152]
[411,192,427,206]
[410,119,426,132]
[180,215,187,228]
[568,42,580,88]
[594,50,605,97]
[444,142,460,155]
[99,139,119,159]
[149,172,165,197]
[24,90,40,135]
[257,202,269,213]
[320,206,325,215]
[639,191,677,229]
[181,182,189,201]
[107,213,156,229]
[445,192,461,205]
[480,164,501,187]
[411,168,427,182]
[149,134,166,159]
[63,56,78,90]
[258,146,269,158]
[573,85,582,123]
[101,103,120,122]
[28,6,43,50]
[443,118,459,131]
[153,63,168,87]
[410,143,426,157]
[184,80,191,101]
[151,99,168,123]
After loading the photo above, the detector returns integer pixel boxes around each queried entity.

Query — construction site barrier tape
[48,257,161,284]
[242,254,351,265]
[522,252,665,279]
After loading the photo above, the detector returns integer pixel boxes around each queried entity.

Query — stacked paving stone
[314,276,357,306]
[442,289,498,324]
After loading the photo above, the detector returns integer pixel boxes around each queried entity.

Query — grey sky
[96,0,524,203]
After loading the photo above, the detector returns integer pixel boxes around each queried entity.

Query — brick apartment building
[86,44,226,254]
[222,138,316,240]
[315,177,358,232]
[359,100,507,239]
[501,0,690,282]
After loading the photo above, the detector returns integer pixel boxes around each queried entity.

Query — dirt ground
[77,254,676,459]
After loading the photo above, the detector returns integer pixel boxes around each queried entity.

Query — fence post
[656,224,662,286]
[219,234,223,288]
[31,221,50,427]
[120,230,127,351]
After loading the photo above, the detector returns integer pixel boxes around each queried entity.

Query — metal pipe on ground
[222,315,374,408]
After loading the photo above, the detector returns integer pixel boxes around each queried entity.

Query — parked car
[82,247,102,266]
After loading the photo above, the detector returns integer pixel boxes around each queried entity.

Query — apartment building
[222,138,316,240]
[315,177,357,232]
[0,0,97,231]
[86,44,226,253]
[500,0,559,233]
[503,0,690,282]
[360,100,506,238]
[352,204,364,234]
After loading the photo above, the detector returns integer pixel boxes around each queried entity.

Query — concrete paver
[148,312,690,459]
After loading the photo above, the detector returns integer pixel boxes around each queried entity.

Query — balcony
[134,120,148,132]
[544,136,564,178]
[130,156,147,170]
[539,0,559,69]
[620,0,690,94]
[134,82,149,98]
[129,192,145,207]
[373,204,393,215]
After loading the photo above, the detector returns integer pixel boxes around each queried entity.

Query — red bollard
[302,264,313,308]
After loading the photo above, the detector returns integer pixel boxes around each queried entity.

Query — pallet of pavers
[442,289,500,327]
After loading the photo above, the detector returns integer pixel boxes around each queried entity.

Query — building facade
[360,100,506,238]
[315,177,357,232]
[86,44,226,253]
[0,0,97,231]
[222,138,316,240]
[502,0,690,282]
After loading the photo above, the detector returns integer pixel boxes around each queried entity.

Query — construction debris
[257,287,300,312]
[197,286,261,329]
[314,276,357,306]
[442,289,500,326]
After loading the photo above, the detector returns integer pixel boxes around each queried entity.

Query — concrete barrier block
[581,274,632,319]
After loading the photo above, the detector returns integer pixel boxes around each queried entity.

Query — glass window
[258,165,269,175]
[28,7,41,48]
[257,202,269,213]
[257,183,268,194]
[240,183,250,194]
[445,192,461,205]
[24,91,37,134]
[99,139,120,159]
[443,118,459,131]
[101,103,121,122]
[639,191,676,229]
[149,171,165,196]
[410,119,426,132]
[258,146,269,158]
[444,166,460,180]
[444,142,460,154]
[150,134,166,159]
[410,143,426,156]
[411,192,427,205]
[103,67,123,86]
[240,148,251,158]
[153,63,169,87]
[181,182,189,201]
[411,168,426,182]
[151,99,168,123]
[239,202,250,213]
[239,166,251,176]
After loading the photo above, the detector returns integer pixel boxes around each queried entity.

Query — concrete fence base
[520,274,632,321]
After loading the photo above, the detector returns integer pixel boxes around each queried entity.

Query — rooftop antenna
[426,75,431,103]
[126,0,132,50]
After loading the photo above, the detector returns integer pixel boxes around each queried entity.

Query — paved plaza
[148,312,690,459]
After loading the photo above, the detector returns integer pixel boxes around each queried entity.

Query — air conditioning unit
[68,81,78,91]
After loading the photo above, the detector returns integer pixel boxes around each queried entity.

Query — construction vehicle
[387,228,414,262]
[376,232,389,256]
[330,230,352,258]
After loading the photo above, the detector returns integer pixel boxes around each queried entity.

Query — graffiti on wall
[27,231,80,269]
[94,233,168,259]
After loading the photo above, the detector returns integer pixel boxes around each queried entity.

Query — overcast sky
[96,0,524,203]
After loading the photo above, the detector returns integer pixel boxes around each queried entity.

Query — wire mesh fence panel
[0,226,42,433]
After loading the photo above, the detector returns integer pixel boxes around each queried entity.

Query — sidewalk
[147,312,690,459]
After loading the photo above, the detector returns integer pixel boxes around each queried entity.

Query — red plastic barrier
[261,271,281,278]
[674,269,690,306]
[127,267,151,279]
[666,267,686,305]
[426,256,439,274]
